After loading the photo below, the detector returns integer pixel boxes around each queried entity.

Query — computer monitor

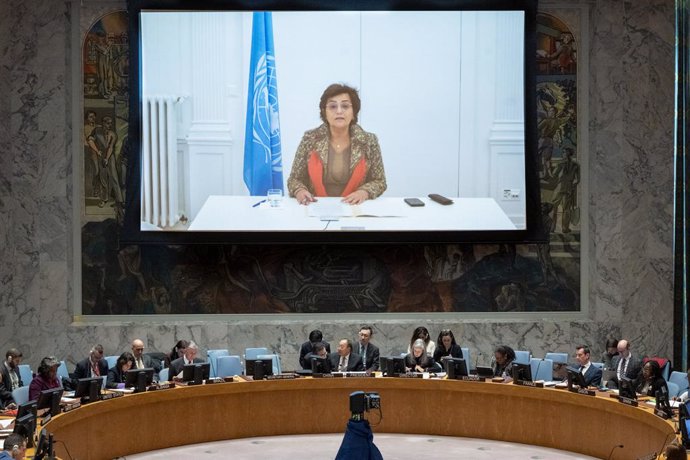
[512,362,533,382]
[618,376,637,400]
[74,376,102,403]
[379,356,406,377]
[125,367,155,393]
[445,357,469,379]
[16,400,37,420]
[182,362,210,384]
[565,366,587,388]
[245,359,273,380]
[36,387,63,417]
[655,384,673,418]
[310,356,331,374]
[34,428,54,460]
[13,413,37,448]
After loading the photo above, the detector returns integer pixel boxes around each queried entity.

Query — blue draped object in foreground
[335,419,383,460]
[243,12,283,196]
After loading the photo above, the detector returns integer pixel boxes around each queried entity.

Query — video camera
[349,391,381,421]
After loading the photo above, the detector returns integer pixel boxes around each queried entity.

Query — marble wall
[0,0,676,372]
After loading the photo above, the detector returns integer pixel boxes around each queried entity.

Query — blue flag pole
[243,12,283,196]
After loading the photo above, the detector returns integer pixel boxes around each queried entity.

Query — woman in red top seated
[28,357,61,401]
[287,83,387,205]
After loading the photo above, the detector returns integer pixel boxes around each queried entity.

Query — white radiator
[141,96,180,228]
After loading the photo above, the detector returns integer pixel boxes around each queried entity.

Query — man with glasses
[607,339,643,389]
[357,325,380,373]
[169,341,204,378]
[73,344,109,380]
[0,349,23,409]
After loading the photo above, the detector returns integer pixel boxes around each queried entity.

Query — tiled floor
[123,434,599,459]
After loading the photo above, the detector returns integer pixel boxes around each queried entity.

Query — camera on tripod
[349,391,381,420]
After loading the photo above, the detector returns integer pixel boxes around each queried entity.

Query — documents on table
[307,198,407,218]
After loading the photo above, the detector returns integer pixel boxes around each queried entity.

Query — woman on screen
[406,326,435,356]
[404,339,438,373]
[287,83,386,205]
[433,329,464,363]
[492,345,516,378]
[28,357,61,401]
[106,352,135,389]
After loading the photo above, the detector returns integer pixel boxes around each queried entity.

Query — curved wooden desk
[45,379,675,459]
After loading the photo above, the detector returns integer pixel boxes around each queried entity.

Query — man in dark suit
[575,345,602,387]
[73,344,109,380]
[0,349,24,409]
[607,339,643,389]
[357,325,380,373]
[329,339,364,372]
[131,339,161,375]
[299,330,331,369]
[169,341,205,378]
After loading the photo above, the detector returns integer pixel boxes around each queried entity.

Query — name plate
[62,402,81,412]
[618,396,638,407]
[460,375,485,382]
[101,392,123,400]
[155,382,175,389]
[654,407,671,419]
[267,374,296,380]
[313,373,338,378]
[568,387,595,396]
[514,379,544,388]
[397,373,424,378]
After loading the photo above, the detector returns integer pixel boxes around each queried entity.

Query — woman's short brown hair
[319,83,361,125]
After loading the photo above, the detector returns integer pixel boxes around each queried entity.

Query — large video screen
[125,0,540,244]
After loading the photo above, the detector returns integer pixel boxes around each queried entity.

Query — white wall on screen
[141,11,526,225]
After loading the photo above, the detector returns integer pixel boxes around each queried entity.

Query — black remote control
[428,194,453,205]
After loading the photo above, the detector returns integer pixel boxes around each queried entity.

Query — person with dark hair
[492,345,516,378]
[329,339,364,372]
[0,433,27,460]
[73,344,108,380]
[433,329,464,363]
[165,340,190,368]
[303,342,330,371]
[600,338,619,370]
[0,349,24,409]
[287,83,387,205]
[405,339,438,373]
[634,360,669,396]
[28,357,61,401]
[106,352,135,389]
[407,327,435,356]
[299,330,331,369]
[664,444,688,460]
[575,345,602,387]
[357,325,380,372]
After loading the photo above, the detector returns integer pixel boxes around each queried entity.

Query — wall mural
[81,10,581,315]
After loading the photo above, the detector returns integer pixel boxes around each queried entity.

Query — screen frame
[125,367,155,391]
[511,361,532,381]
[123,0,543,245]
[445,357,469,379]
[36,387,64,416]
[182,362,211,383]
[245,358,274,379]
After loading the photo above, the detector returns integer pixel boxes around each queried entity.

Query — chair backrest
[104,356,119,370]
[216,356,243,378]
[17,364,32,386]
[158,368,169,382]
[669,371,689,394]
[245,348,269,361]
[530,358,553,382]
[11,385,30,406]
[460,347,472,372]
[514,350,531,365]
[591,362,604,370]
[257,354,282,375]
[667,381,681,398]
[206,349,230,378]
[544,352,569,365]
[57,361,69,380]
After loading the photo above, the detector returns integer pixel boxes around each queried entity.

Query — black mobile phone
[404,198,425,207]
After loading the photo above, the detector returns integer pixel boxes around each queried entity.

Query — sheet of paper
[0,420,12,429]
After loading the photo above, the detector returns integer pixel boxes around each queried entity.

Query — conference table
[188,196,518,231]
[43,377,677,459]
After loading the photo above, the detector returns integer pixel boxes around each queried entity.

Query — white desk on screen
[188,196,517,231]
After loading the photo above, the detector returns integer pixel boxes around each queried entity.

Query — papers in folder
[307,197,406,218]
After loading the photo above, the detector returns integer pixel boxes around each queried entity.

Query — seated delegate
[405,339,439,373]
[433,329,464,363]
[106,352,135,389]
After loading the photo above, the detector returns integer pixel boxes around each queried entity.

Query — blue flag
[243,12,283,196]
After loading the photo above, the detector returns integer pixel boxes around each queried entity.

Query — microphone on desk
[606,444,624,460]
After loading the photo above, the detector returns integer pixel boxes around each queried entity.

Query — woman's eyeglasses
[326,102,352,112]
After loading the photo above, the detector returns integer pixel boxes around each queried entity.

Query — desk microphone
[606,444,624,460]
